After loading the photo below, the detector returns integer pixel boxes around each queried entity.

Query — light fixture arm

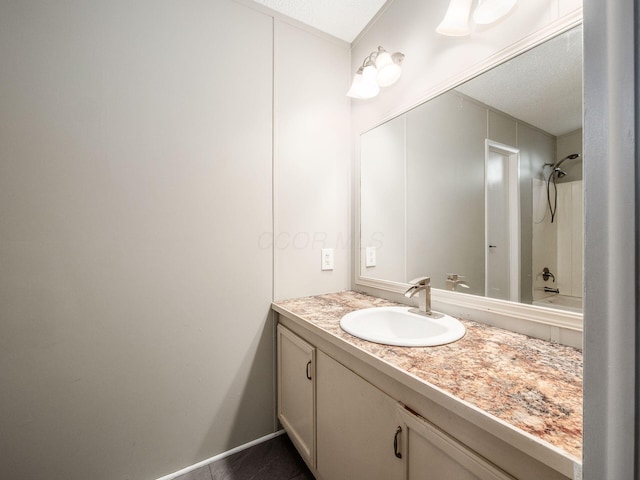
[359,47,385,69]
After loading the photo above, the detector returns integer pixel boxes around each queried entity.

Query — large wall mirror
[359,25,583,317]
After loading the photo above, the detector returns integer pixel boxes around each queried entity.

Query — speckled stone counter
[273,291,582,460]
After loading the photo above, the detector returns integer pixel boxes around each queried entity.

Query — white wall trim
[155,430,286,480]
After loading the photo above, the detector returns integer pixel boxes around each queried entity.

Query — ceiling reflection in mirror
[360,26,583,314]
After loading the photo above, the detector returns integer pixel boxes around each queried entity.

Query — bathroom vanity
[273,291,582,480]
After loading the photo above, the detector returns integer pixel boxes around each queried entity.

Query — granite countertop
[273,291,582,460]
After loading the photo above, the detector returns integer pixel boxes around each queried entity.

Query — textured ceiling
[456,26,583,137]
[250,0,388,42]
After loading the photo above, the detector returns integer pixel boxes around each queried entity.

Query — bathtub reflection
[532,294,583,314]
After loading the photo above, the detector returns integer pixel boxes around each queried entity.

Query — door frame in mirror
[354,12,584,342]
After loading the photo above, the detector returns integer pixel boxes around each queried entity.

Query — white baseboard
[156,430,286,480]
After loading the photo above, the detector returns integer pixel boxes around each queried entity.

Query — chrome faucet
[446,273,470,292]
[404,277,431,315]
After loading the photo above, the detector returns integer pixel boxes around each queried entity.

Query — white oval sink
[340,306,465,347]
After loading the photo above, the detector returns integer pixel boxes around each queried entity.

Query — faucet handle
[446,273,470,291]
[446,273,465,281]
[408,276,430,286]
[541,267,556,282]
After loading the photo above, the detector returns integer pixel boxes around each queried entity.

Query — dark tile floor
[175,433,315,480]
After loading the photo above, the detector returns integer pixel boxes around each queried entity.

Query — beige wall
[274,21,351,300]
[582,0,638,476]
[518,121,557,303]
[360,115,406,283]
[0,1,350,479]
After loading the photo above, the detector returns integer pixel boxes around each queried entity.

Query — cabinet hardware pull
[394,426,402,459]
[306,360,312,380]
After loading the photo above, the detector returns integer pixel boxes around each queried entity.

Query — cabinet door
[316,351,403,480]
[277,325,315,468]
[397,405,515,480]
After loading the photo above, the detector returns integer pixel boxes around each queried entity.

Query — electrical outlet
[321,248,334,271]
[365,246,376,267]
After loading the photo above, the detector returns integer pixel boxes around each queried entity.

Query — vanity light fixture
[436,0,517,36]
[347,46,405,99]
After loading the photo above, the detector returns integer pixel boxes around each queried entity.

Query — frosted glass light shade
[375,51,404,87]
[473,0,517,25]
[346,71,364,98]
[346,65,380,99]
[436,0,473,36]
[359,65,380,98]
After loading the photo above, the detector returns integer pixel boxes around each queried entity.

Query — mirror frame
[354,12,584,336]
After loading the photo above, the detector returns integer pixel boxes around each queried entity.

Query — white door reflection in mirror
[485,141,520,302]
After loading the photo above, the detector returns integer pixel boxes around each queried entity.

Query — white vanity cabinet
[397,405,515,480]
[277,324,316,469]
[276,321,565,480]
[316,350,403,480]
